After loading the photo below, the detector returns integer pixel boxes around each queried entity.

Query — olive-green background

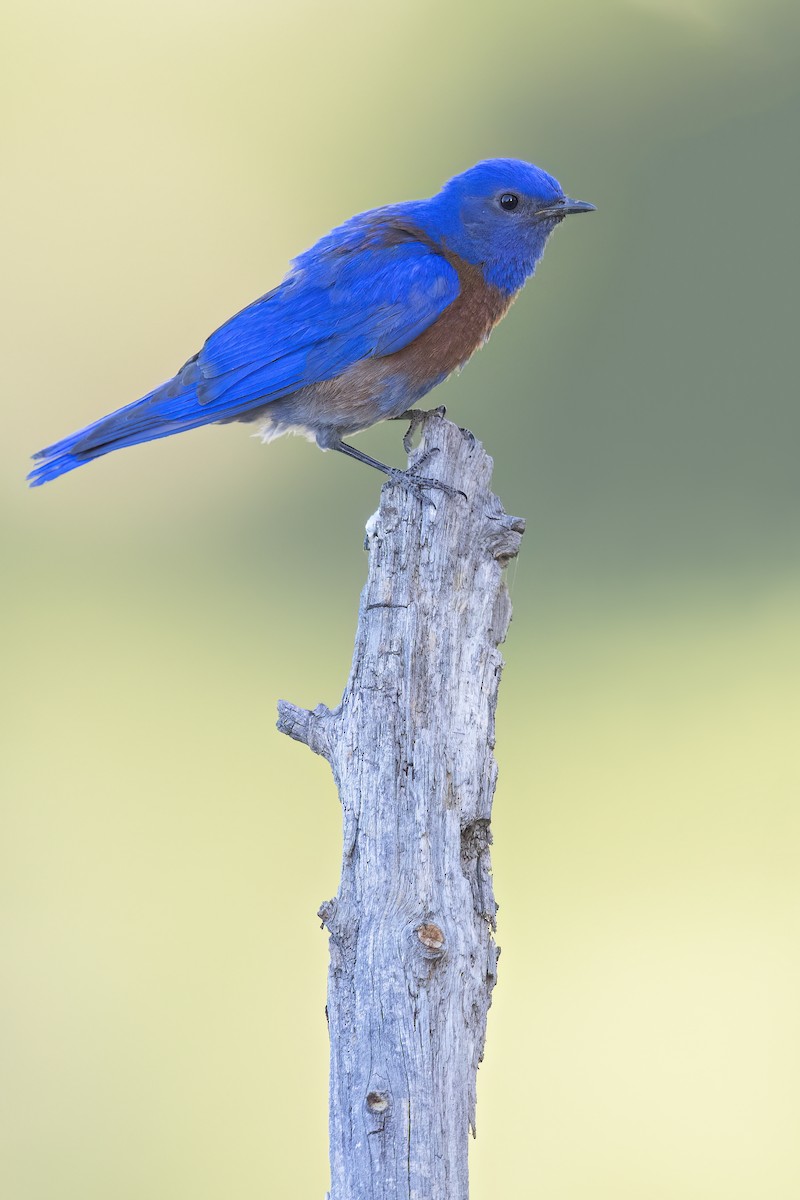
[3,1,799,1196]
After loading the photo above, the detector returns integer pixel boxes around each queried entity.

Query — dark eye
[499,193,519,212]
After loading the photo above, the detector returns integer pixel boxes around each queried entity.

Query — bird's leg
[330,437,464,500]
[388,406,447,453]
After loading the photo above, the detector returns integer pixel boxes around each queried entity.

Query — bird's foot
[387,469,465,501]
[387,449,466,501]
[330,430,464,500]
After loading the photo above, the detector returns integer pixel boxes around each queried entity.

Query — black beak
[537,196,597,220]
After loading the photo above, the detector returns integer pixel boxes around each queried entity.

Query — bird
[28,159,594,489]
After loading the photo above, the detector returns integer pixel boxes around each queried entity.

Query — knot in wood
[484,513,526,566]
[365,1090,389,1114]
[416,922,446,956]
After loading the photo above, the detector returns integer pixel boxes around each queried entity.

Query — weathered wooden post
[277,409,525,1200]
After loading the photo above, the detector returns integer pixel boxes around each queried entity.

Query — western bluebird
[28,159,594,489]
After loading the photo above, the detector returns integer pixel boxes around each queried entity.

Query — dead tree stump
[277,410,525,1200]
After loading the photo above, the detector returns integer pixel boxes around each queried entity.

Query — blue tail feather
[27,377,205,487]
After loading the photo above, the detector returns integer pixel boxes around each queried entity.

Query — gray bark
[277,410,525,1200]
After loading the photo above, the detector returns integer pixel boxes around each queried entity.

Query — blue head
[416,159,595,293]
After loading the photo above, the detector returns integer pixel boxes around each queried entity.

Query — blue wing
[28,212,460,485]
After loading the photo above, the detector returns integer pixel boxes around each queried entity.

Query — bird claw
[401,410,427,454]
[410,446,439,474]
[404,444,467,501]
[394,406,448,453]
[386,464,466,502]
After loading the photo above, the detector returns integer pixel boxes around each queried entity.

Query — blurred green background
[3,0,800,1196]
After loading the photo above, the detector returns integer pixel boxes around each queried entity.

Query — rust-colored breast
[388,245,515,390]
